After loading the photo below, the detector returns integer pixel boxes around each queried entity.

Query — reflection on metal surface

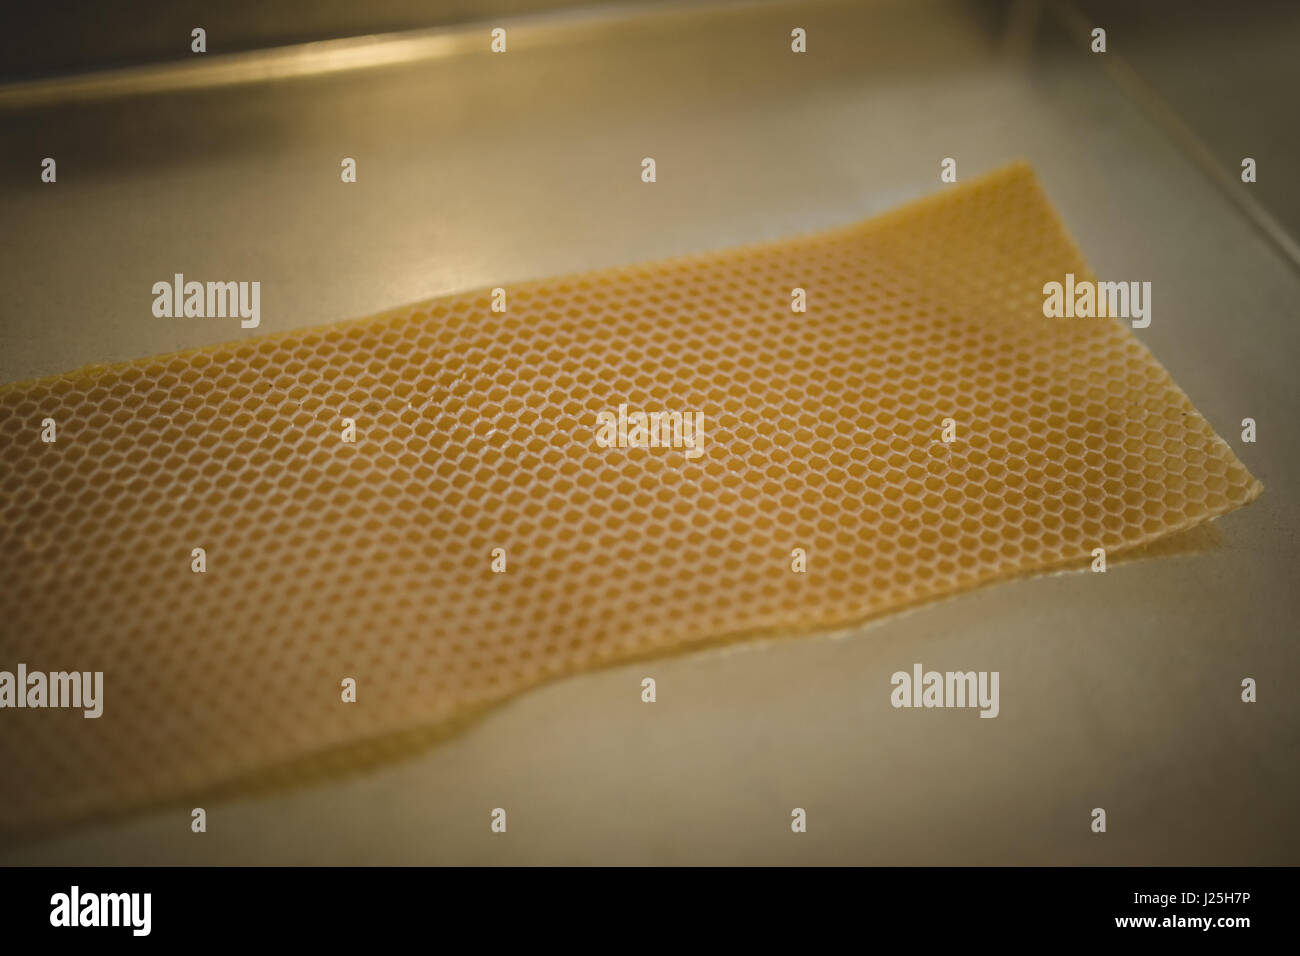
[1052,0,1300,273]
[0,27,512,109]
[0,31,463,109]
[0,0,760,110]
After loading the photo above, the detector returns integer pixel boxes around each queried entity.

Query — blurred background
[0,0,1296,863]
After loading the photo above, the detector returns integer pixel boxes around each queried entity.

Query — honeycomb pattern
[0,163,1261,835]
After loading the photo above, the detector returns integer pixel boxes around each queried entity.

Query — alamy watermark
[595,403,705,460]
[50,886,150,936]
[0,664,102,718]
[1042,273,1150,328]
[890,663,999,718]
[152,273,260,328]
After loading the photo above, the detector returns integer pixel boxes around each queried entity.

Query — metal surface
[0,0,1296,863]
